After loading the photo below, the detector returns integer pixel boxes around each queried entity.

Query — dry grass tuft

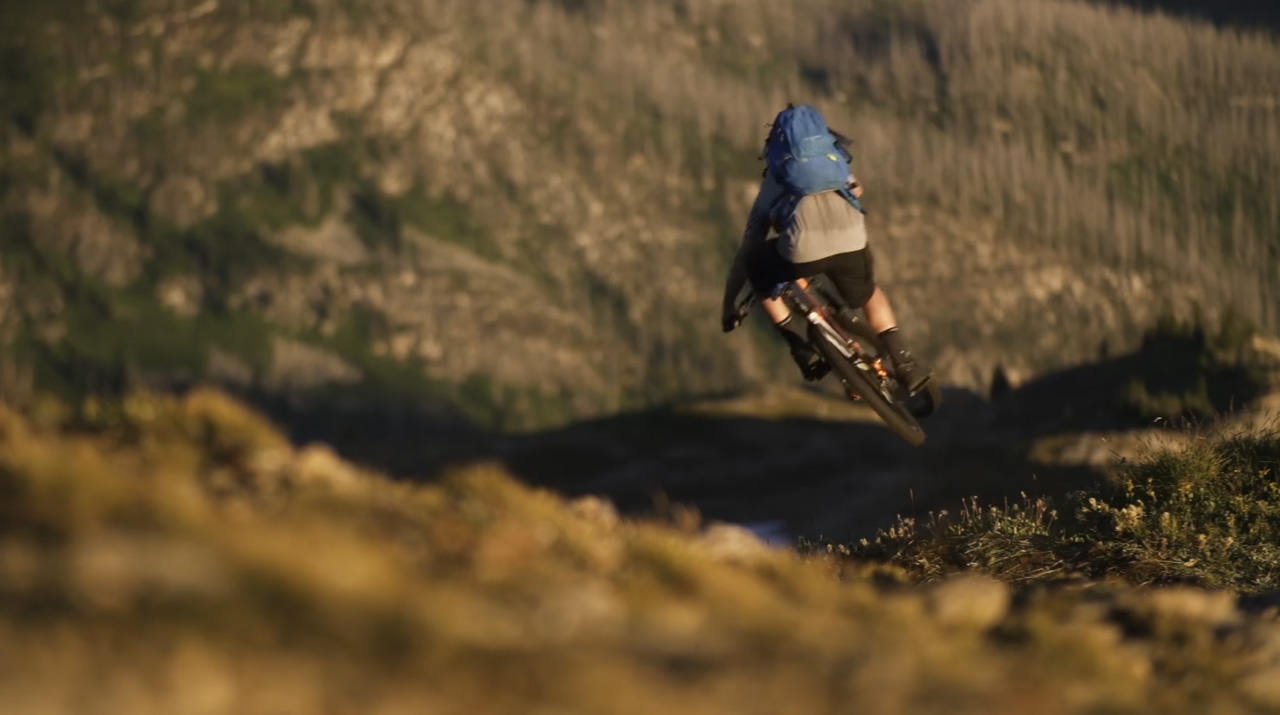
[846,421,1280,591]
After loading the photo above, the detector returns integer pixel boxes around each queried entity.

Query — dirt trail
[491,335,1280,544]
[487,385,1101,542]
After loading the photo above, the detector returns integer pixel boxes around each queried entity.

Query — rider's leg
[866,293,932,392]
[759,276,811,323]
[862,286,897,333]
[746,245,826,380]
[818,249,933,392]
[760,295,791,323]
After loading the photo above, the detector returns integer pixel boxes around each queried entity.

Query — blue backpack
[764,104,866,222]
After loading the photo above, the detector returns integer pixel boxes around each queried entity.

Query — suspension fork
[787,281,888,382]
[785,281,857,360]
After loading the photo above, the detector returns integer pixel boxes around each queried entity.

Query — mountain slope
[1,0,1277,434]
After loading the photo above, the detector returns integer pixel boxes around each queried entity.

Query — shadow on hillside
[1089,0,1280,32]
[476,321,1266,540]
[988,324,1266,435]
[224,385,493,477]
[458,385,1108,543]
[198,322,1266,545]
[218,377,1107,543]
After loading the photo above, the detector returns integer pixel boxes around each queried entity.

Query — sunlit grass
[842,420,1280,591]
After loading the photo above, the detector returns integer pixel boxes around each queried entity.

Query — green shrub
[229,162,311,230]
[1213,306,1256,354]
[347,183,405,253]
[140,200,300,301]
[1076,429,1280,590]
[184,68,294,125]
[347,181,501,260]
[1124,376,1216,422]
[0,205,275,400]
[1119,310,1264,422]
[18,282,274,401]
[843,494,1067,583]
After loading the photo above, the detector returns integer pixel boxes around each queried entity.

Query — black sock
[775,315,810,349]
[878,327,905,355]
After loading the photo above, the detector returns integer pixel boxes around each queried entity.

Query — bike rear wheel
[809,325,928,446]
[830,310,941,419]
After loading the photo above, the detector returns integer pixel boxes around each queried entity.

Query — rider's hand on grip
[724,302,754,333]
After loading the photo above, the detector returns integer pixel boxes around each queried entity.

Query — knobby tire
[808,325,928,447]
[830,308,942,419]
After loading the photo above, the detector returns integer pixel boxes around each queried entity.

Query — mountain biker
[720,106,932,393]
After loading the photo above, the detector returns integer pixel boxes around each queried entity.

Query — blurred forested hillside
[1,0,1276,436]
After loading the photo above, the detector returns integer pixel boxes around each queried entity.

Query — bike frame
[734,278,931,444]
[773,280,892,382]
[736,279,889,381]
[776,281,856,359]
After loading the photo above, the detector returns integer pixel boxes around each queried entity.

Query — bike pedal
[840,381,862,401]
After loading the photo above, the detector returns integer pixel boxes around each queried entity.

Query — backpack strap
[837,186,868,215]
[827,127,863,212]
[768,191,802,232]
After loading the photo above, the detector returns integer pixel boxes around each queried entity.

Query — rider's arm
[721,176,781,324]
[721,245,749,322]
[742,174,782,247]
[847,163,863,198]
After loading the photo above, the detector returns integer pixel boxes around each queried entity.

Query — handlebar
[728,276,846,331]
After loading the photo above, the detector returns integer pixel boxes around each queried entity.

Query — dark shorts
[745,242,877,308]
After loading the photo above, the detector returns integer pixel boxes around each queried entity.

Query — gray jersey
[741,173,868,264]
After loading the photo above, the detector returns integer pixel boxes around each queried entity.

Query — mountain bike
[734,278,941,446]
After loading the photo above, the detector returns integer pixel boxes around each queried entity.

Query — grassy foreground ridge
[4,391,1280,713]
[2,0,1278,427]
[844,422,1280,591]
